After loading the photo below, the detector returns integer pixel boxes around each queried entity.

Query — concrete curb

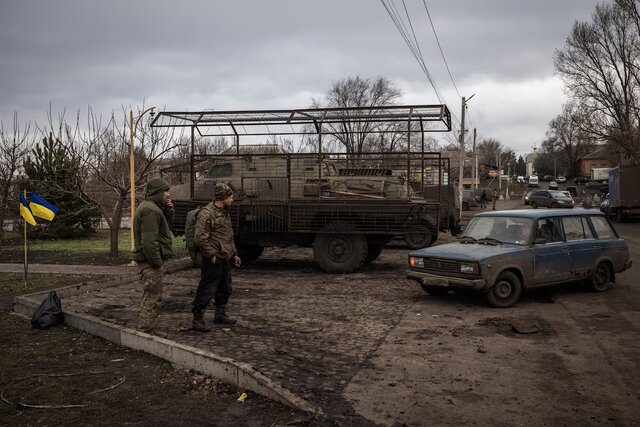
[12,258,320,415]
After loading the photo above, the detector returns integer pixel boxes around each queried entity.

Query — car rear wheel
[530,201,538,209]
[420,285,450,296]
[589,262,611,292]
[487,271,522,308]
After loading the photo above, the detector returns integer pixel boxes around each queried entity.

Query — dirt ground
[0,310,334,426]
[1,212,639,426]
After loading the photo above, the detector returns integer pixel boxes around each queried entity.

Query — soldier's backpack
[184,205,212,267]
[184,206,203,252]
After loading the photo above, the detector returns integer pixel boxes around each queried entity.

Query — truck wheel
[486,271,522,308]
[237,244,264,264]
[403,218,434,249]
[363,243,384,265]
[588,262,611,292]
[313,223,367,273]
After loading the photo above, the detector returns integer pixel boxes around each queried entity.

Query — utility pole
[473,128,478,189]
[458,97,466,219]
[498,150,502,190]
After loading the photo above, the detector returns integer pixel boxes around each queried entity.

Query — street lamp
[129,107,156,261]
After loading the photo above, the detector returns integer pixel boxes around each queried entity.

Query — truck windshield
[462,216,534,245]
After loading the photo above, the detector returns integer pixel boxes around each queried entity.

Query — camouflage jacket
[194,202,237,260]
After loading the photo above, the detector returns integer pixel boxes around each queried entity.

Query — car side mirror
[534,237,547,245]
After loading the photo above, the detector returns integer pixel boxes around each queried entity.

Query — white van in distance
[528,175,539,188]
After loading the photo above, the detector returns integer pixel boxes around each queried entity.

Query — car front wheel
[530,201,538,209]
[487,271,522,308]
[589,262,611,292]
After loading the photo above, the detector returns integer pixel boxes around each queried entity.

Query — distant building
[579,147,611,176]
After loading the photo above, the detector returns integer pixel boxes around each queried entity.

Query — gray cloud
[0,0,604,154]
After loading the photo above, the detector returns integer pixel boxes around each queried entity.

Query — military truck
[151,104,452,273]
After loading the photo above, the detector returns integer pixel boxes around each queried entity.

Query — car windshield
[549,190,569,198]
[462,216,534,245]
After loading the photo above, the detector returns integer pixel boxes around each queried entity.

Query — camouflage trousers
[138,263,164,331]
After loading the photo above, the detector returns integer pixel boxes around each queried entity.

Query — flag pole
[23,189,28,289]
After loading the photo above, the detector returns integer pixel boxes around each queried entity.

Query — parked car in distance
[542,175,554,182]
[556,176,567,183]
[529,190,575,209]
[407,210,632,307]
[516,175,525,183]
[462,189,478,211]
[528,176,539,188]
[575,176,593,185]
[586,181,609,194]
[549,181,558,190]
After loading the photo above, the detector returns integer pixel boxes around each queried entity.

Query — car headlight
[459,262,479,274]
[409,256,424,268]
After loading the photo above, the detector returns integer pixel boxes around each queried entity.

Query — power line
[380,0,460,130]
[421,0,461,99]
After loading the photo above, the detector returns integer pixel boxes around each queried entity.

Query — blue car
[407,209,632,308]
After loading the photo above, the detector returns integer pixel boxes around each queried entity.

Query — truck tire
[237,244,264,264]
[313,223,368,273]
[363,243,384,265]
[403,218,434,249]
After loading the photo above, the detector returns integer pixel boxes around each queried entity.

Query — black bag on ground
[31,291,64,329]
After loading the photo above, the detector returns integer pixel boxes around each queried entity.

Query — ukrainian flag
[29,192,59,221]
[19,193,37,226]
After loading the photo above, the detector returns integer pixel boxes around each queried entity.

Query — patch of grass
[0,273,90,295]
[4,230,185,253]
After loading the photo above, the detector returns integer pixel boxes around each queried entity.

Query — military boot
[192,311,211,332]
[213,305,237,324]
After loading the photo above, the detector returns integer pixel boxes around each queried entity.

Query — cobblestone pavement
[60,246,418,417]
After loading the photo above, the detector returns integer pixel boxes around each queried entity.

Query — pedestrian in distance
[480,190,487,209]
[191,183,242,332]
[131,177,174,332]
[492,188,498,210]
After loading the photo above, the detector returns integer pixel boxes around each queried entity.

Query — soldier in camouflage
[131,177,174,332]
[191,182,242,332]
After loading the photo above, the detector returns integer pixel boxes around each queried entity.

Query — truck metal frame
[151,104,452,273]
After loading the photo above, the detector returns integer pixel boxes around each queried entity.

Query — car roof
[474,208,605,219]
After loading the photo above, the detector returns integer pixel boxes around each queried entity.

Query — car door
[561,216,599,279]
[532,218,571,285]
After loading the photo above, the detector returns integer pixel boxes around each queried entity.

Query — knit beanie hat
[214,183,233,200]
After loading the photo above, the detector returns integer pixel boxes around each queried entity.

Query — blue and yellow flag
[19,193,37,226]
[29,192,59,221]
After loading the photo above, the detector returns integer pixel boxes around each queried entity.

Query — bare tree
[313,76,402,155]
[0,113,33,241]
[544,101,596,177]
[476,138,503,176]
[554,1,640,164]
[75,107,185,257]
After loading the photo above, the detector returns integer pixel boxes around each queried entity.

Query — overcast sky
[1,0,605,156]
